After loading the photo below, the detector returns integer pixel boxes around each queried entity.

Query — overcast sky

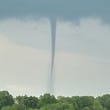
[0,0,110,97]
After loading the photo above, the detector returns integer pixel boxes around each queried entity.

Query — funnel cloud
[48,18,56,94]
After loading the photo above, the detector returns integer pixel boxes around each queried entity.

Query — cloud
[0,0,110,22]
[57,18,110,58]
[0,18,51,49]
[0,17,110,57]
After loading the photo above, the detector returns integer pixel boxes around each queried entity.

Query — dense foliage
[0,91,110,110]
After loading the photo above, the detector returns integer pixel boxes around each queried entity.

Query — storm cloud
[0,0,110,22]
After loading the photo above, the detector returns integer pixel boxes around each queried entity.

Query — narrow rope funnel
[48,18,56,94]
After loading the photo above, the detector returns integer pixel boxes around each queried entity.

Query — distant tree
[97,94,110,110]
[57,96,78,110]
[1,90,110,110]
[11,104,26,110]
[16,95,39,109]
[57,96,72,103]
[26,108,36,110]
[78,96,94,110]
[40,102,75,110]
[1,106,11,110]
[0,91,14,109]
[93,100,106,110]
[82,107,91,110]
[71,96,81,110]
[39,93,57,107]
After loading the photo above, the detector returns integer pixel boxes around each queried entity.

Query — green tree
[78,96,94,110]
[97,94,110,110]
[0,91,14,109]
[92,100,106,110]
[82,107,91,110]
[11,104,26,110]
[39,93,57,107]
[1,106,11,110]
[41,103,75,110]
[16,95,39,109]
[57,96,78,110]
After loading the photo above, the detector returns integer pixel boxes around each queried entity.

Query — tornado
[48,18,56,94]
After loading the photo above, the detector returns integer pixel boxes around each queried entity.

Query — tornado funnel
[48,18,56,94]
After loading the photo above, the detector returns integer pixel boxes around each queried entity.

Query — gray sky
[0,0,110,96]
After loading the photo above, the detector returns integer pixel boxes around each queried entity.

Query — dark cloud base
[0,0,110,22]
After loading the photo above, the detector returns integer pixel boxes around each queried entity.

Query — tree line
[0,90,110,110]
